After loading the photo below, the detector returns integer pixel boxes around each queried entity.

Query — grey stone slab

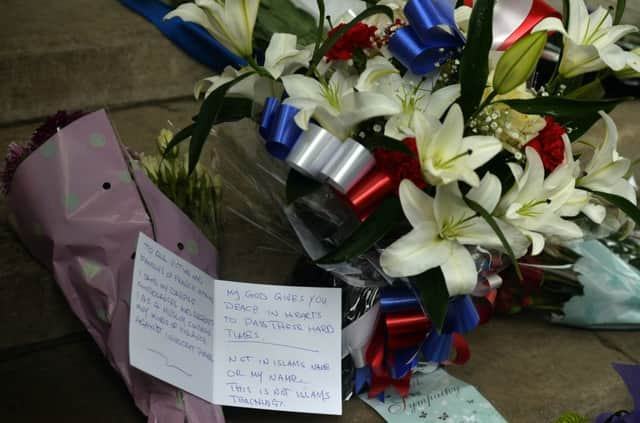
[448,316,636,422]
[0,0,209,124]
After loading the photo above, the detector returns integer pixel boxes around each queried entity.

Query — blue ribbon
[259,97,303,160]
[355,366,372,393]
[119,0,245,71]
[443,295,480,334]
[421,331,453,363]
[391,346,420,379]
[389,0,465,75]
[380,287,421,312]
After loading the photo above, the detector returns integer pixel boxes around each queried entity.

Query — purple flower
[1,110,85,195]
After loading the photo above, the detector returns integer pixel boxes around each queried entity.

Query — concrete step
[0,0,208,125]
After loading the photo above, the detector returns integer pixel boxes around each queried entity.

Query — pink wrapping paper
[6,110,224,423]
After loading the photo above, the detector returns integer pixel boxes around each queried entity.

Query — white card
[129,233,343,415]
[213,280,342,415]
[130,232,215,402]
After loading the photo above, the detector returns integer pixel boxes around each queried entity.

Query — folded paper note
[360,364,507,422]
[130,233,342,415]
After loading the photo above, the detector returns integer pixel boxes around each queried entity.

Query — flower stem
[245,56,273,79]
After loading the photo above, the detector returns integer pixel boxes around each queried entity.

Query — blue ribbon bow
[259,97,303,160]
[389,0,465,75]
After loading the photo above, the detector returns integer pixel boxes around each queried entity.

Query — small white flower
[165,0,260,58]
[533,0,640,77]
[380,176,529,296]
[414,104,503,187]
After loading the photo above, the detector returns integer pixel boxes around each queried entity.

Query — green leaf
[564,78,605,100]
[254,0,317,49]
[215,97,254,123]
[493,32,547,95]
[412,268,450,333]
[614,0,626,25]
[501,96,631,140]
[459,0,495,119]
[308,5,394,74]
[187,72,253,174]
[562,0,570,26]
[285,169,322,204]
[361,134,414,155]
[589,190,640,227]
[163,123,194,158]
[464,198,523,280]
[316,196,403,264]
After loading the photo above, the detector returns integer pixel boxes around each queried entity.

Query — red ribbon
[385,311,431,350]
[463,0,560,50]
[446,334,471,366]
[499,0,561,50]
[343,167,395,221]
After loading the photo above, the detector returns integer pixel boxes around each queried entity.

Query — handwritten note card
[213,280,342,415]
[130,232,215,401]
[129,233,342,415]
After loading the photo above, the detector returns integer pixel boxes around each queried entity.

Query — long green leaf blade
[308,5,393,73]
[459,0,495,119]
[501,97,631,140]
[316,196,402,264]
[562,0,570,26]
[589,190,640,227]
[163,123,194,158]
[188,72,253,173]
[412,268,450,333]
[361,134,414,155]
[614,0,626,25]
[465,198,523,280]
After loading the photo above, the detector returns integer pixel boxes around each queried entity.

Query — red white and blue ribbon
[259,97,376,193]
[464,0,561,50]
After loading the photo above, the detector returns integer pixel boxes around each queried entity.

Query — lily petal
[340,92,402,129]
[466,172,501,213]
[434,183,475,230]
[440,243,479,296]
[398,179,436,228]
[459,135,503,170]
[380,223,451,277]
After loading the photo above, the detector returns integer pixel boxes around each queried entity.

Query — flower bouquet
[163,0,640,399]
[1,110,224,423]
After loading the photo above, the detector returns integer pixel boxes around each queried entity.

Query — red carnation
[374,137,426,191]
[325,23,378,62]
[525,117,566,172]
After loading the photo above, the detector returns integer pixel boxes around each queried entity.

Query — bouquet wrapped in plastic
[2,110,224,423]
[163,0,640,398]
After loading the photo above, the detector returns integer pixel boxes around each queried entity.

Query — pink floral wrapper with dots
[6,110,224,423]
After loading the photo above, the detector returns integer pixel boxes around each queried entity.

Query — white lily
[355,57,461,140]
[414,104,502,187]
[577,111,636,205]
[281,69,402,140]
[165,0,259,58]
[380,176,529,296]
[495,147,583,255]
[533,0,639,78]
[545,134,606,224]
[194,33,312,105]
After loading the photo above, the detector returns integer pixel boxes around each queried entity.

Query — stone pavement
[1,1,639,422]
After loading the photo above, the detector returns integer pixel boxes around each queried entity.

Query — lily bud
[493,32,547,95]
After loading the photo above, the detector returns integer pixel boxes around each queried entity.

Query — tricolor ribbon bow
[389,0,465,76]
[260,97,376,194]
